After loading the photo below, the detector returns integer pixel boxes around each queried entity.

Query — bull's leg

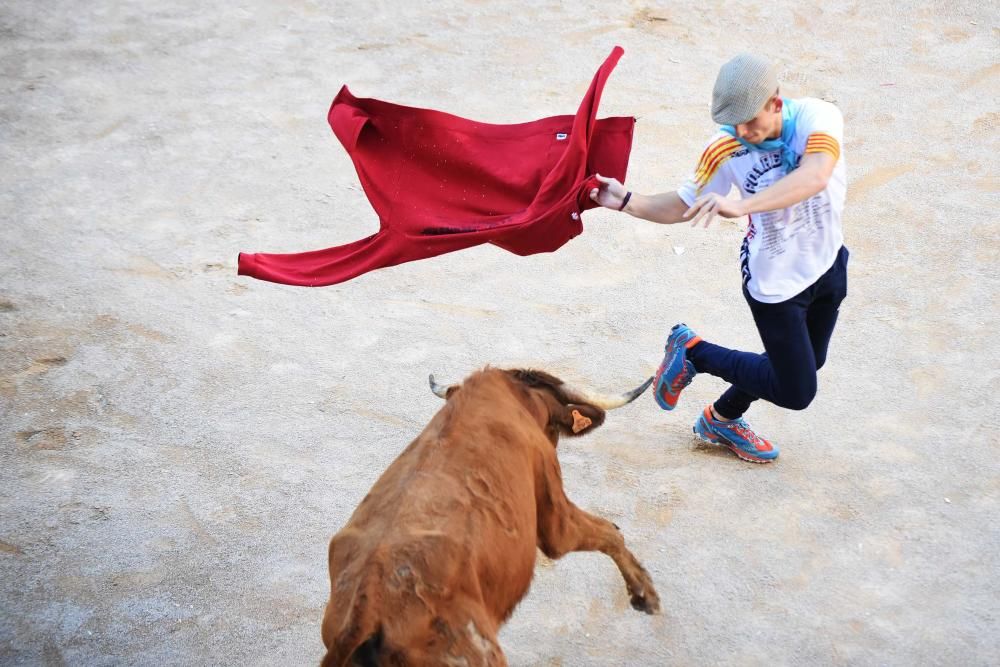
[536,460,661,614]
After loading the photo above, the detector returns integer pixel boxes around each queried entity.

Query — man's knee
[779,388,816,411]
[772,375,817,410]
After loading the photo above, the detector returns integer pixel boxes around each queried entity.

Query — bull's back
[327,407,545,633]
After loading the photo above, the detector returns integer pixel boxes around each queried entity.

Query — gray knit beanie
[711,54,779,125]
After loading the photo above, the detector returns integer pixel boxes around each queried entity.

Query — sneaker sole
[653,345,685,411]
[693,424,776,464]
[653,371,679,410]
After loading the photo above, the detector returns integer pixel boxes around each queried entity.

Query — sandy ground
[2,1,998,665]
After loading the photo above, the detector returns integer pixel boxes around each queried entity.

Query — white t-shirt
[677,98,846,303]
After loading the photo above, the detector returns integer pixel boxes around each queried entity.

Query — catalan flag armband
[805,133,841,162]
[693,136,742,192]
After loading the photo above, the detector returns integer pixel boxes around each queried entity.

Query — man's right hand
[589,173,628,210]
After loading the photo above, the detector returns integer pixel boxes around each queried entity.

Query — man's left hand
[684,193,747,228]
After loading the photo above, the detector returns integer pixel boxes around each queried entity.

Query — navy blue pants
[688,246,849,419]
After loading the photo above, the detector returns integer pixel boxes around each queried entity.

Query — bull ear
[553,403,605,437]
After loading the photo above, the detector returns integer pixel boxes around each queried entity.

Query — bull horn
[428,374,453,399]
[560,376,654,410]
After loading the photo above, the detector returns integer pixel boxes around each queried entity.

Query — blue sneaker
[693,405,779,464]
[653,324,701,411]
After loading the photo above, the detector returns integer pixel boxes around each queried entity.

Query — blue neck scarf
[721,97,800,173]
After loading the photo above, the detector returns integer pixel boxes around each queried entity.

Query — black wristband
[619,191,632,211]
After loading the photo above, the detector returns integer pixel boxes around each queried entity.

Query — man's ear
[553,403,606,436]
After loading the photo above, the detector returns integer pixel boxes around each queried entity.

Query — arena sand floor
[1,1,997,664]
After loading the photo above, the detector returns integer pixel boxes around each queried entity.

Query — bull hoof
[630,589,661,615]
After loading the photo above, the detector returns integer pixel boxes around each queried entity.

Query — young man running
[590,53,848,463]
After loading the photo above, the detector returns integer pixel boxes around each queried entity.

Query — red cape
[238,47,633,287]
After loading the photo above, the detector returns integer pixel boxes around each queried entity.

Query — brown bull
[321,367,660,666]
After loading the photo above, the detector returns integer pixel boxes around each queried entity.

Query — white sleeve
[795,99,844,161]
[677,133,740,206]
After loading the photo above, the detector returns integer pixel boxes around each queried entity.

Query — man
[590,53,848,464]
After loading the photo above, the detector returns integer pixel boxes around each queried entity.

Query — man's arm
[685,151,837,227]
[589,175,692,225]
